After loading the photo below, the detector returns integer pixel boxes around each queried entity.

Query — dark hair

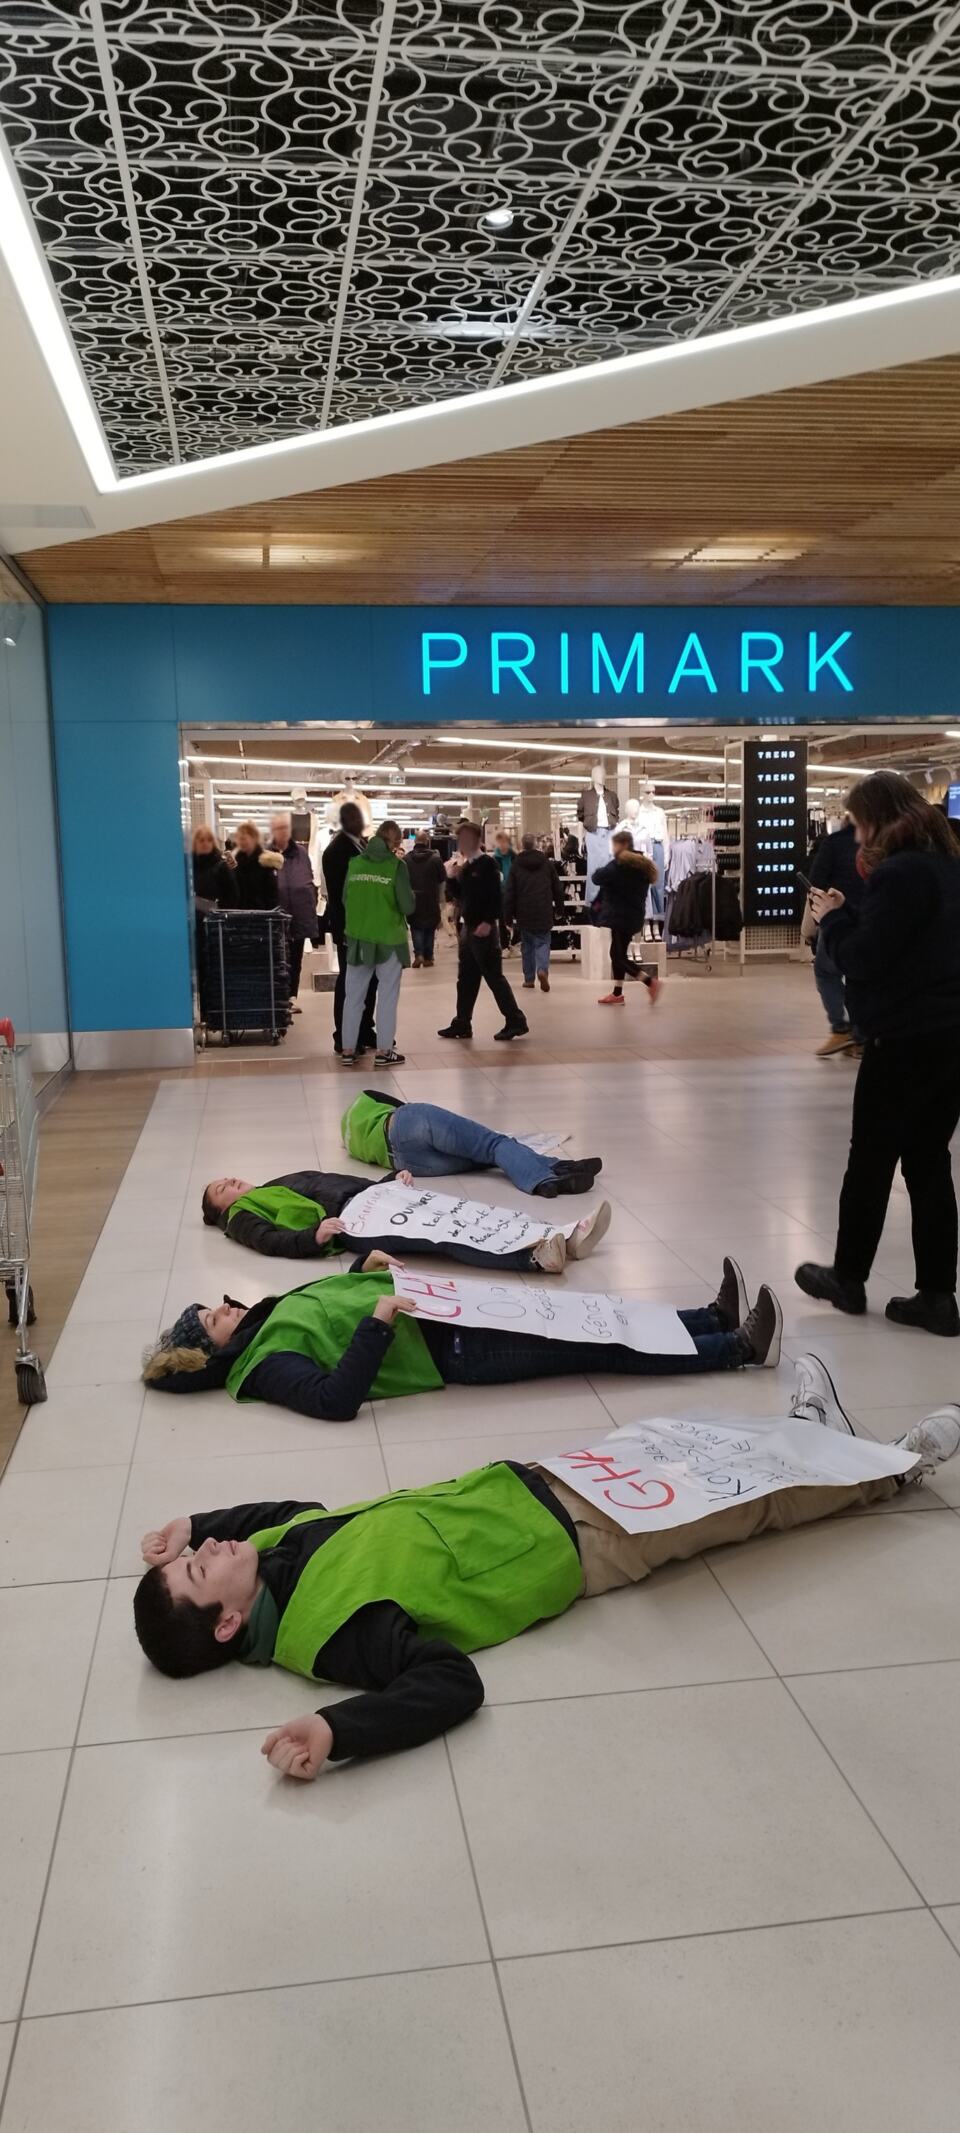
[340,801,363,831]
[200,1187,220,1227]
[133,1565,239,1678]
[846,771,960,875]
[457,818,481,839]
[612,829,632,850]
[378,818,402,842]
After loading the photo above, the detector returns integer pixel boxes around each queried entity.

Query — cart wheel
[8,1284,37,1327]
[16,1357,47,1405]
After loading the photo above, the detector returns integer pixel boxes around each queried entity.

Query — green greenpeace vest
[227,1185,325,1232]
[225,1273,443,1402]
[340,1091,393,1169]
[344,841,409,948]
[246,1463,583,1675]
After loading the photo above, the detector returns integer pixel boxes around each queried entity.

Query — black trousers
[288,936,305,999]
[454,929,523,1030]
[834,1032,960,1292]
[333,934,377,1052]
[609,925,636,983]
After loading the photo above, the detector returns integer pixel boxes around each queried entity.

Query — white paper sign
[345,1179,578,1255]
[541,1417,918,1532]
[390,1268,696,1357]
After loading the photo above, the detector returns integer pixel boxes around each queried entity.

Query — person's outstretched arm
[240,1294,416,1421]
[140,1499,323,1564]
[262,1602,484,1778]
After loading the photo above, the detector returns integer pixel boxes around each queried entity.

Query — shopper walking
[591,832,660,1006]
[322,802,377,1055]
[405,830,444,967]
[808,816,863,1056]
[439,820,528,1042]
[796,772,960,1335]
[504,831,562,992]
[232,820,282,910]
[341,818,414,1069]
[270,812,318,1011]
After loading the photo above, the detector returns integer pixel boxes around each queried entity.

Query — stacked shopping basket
[200,908,293,1045]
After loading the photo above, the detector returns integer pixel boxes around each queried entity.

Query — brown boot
[538,971,550,992]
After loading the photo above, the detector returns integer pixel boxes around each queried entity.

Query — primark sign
[419,620,855,708]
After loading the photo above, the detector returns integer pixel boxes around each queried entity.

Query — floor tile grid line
[699,1552,960,1954]
[8,1959,498,2034]
[443,1738,536,2133]
[0,1088,212,2125]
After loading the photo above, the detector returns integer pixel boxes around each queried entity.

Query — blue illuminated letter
[740,632,784,693]
[668,632,718,695]
[559,631,570,695]
[421,632,467,696]
[591,631,645,696]
[808,629,853,693]
[491,632,537,695]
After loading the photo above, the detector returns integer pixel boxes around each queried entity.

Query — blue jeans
[411,925,436,962]
[815,932,859,1036]
[388,1100,556,1193]
[521,930,551,982]
[423,1308,742,1381]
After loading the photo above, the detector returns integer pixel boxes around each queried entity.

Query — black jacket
[232,844,281,911]
[577,785,620,833]
[503,849,562,932]
[821,848,960,1040]
[405,846,444,928]
[321,829,364,941]
[188,1468,578,1762]
[220,1170,371,1259]
[809,822,864,908]
[192,850,237,908]
[591,849,657,930]
[449,853,503,930]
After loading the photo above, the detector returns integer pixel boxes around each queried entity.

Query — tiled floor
[2,955,960,2130]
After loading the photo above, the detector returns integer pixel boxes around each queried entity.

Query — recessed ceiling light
[481,206,514,231]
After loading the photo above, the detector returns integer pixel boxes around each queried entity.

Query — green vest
[344,841,409,948]
[340,1092,393,1169]
[246,1463,583,1676]
[227,1185,325,1232]
[225,1273,443,1402]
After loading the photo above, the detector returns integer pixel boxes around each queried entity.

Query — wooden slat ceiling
[19,354,960,606]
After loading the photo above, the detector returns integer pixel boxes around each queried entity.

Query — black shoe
[438,1022,472,1040]
[794,1262,867,1315]
[736,1284,783,1368]
[494,1020,530,1042]
[886,1291,960,1338]
[532,1157,603,1199]
[714,1255,748,1332]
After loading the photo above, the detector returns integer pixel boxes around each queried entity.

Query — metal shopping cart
[0,1022,46,1404]
[200,908,292,1045]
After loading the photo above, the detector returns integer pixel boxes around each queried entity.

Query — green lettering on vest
[344,843,409,948]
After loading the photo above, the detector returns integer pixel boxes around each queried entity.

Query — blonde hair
[192,824,218,854]
[235,819,261,843]
[142,1343,210,1384]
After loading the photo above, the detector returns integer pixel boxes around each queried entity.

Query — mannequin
[326,780,372,831]
[578,763,620,906]
[629,781,670,938]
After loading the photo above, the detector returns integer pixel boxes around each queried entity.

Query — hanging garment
[584,826,613,906]
[648,838,665,919]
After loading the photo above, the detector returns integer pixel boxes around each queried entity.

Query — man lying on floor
[133,1355,960,1780]
[339,1088,602,1198]
[140,1258,783,1420]
[201,1169,611,1277]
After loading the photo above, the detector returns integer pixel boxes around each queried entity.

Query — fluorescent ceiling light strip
[438,737,728,765]
[0,130,115,489]
[191,751,582,784]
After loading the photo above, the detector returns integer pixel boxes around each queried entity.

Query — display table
[577,923,667,985]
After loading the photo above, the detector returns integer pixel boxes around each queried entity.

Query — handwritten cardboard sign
[390,1268,696,1357]
[541,1417,918,1532]
[345,1180,578,1255]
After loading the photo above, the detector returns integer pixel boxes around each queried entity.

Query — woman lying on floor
[200,1169,611,1277]
[141,1260,783,1422]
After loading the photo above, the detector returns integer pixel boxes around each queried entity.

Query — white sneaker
[531,1230,567,1275]
[790,1353,856,1435]
[565,1201,612,1262]
[898,1407,960,1468]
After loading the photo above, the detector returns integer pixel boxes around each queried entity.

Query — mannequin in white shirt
[578,764,620,905]
[631,784,670,938]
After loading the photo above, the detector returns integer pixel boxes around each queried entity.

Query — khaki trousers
[541,1470,903,1598]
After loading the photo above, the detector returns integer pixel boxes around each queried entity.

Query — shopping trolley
[0,1022,46,1404]
[201,908,292,1045]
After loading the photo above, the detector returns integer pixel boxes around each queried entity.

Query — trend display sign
[742,737,809,926]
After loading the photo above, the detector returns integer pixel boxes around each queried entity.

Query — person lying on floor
[140,1257,783,1422]
[200,1170,611,1277]
[133,1354,960,1780]
[340,1088,601,1198]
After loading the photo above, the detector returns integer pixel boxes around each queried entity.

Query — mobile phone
[795,869,813,891]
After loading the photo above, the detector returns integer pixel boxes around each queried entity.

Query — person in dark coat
[232,820,282,911]
[503,832,562,992]
[270,811,318,1008]
[321,801,377,1054]
[192,826,237,910]
[439,820,528,1042]
[405,831,444,966]
[808,816,864,1056]
[591,833,660,1006]
[797,772,960,1336]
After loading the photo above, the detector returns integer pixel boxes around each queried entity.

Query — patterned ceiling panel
[1,2,959,474]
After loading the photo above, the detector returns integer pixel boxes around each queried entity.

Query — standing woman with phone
[796,772,960,1335]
